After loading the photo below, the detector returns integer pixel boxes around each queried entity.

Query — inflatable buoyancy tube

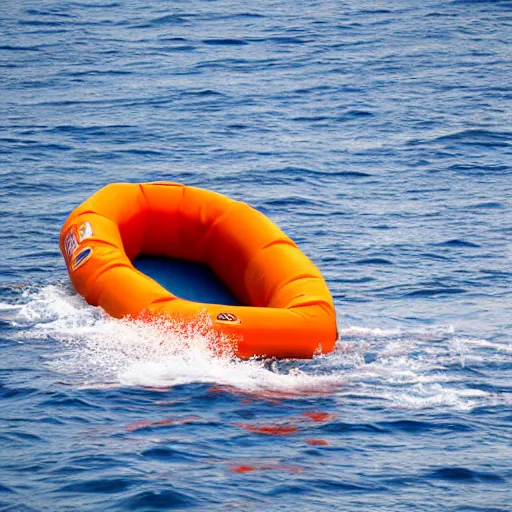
[60,182,338,359]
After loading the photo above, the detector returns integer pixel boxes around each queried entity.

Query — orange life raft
[60,182,337,359]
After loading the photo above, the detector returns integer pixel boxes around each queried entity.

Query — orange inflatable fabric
[60,182,338,359]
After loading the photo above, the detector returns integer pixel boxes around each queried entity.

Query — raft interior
[133,256,241,307]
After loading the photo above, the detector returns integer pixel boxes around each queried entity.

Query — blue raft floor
[133,256,241,306]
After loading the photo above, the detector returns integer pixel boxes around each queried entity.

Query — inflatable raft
[60,182,337,359]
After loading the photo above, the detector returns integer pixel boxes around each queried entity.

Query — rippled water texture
[1,1,511,510]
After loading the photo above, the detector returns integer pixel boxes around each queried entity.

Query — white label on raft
[77,221,93,243]
[64,230,78,261]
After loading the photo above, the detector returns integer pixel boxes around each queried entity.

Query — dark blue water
[1,1,511,510]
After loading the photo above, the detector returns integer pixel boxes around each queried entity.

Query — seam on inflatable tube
[272,273,321,308]
[202,200,240,251]
[289,299,335,315]
[260,237,297,251]
[149,295,179,306]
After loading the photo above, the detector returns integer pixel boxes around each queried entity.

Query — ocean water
[1,0,511,510]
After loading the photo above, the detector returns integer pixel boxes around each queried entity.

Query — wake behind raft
[60,182,338,359]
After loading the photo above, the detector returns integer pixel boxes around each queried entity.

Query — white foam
[452,336,512,354]
[5,284,509,410]
[0,303,22,323]
[98,317,343,393]
[0,303,21,311]
[380,384,481,411]
[338,326,402,338]
[8,285,343,394]
[13,284,102,327]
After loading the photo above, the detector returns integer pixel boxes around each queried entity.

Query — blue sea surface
[1,1,511,510]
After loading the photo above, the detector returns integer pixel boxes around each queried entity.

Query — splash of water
[3,284,509,410]
[7,285,344,394]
